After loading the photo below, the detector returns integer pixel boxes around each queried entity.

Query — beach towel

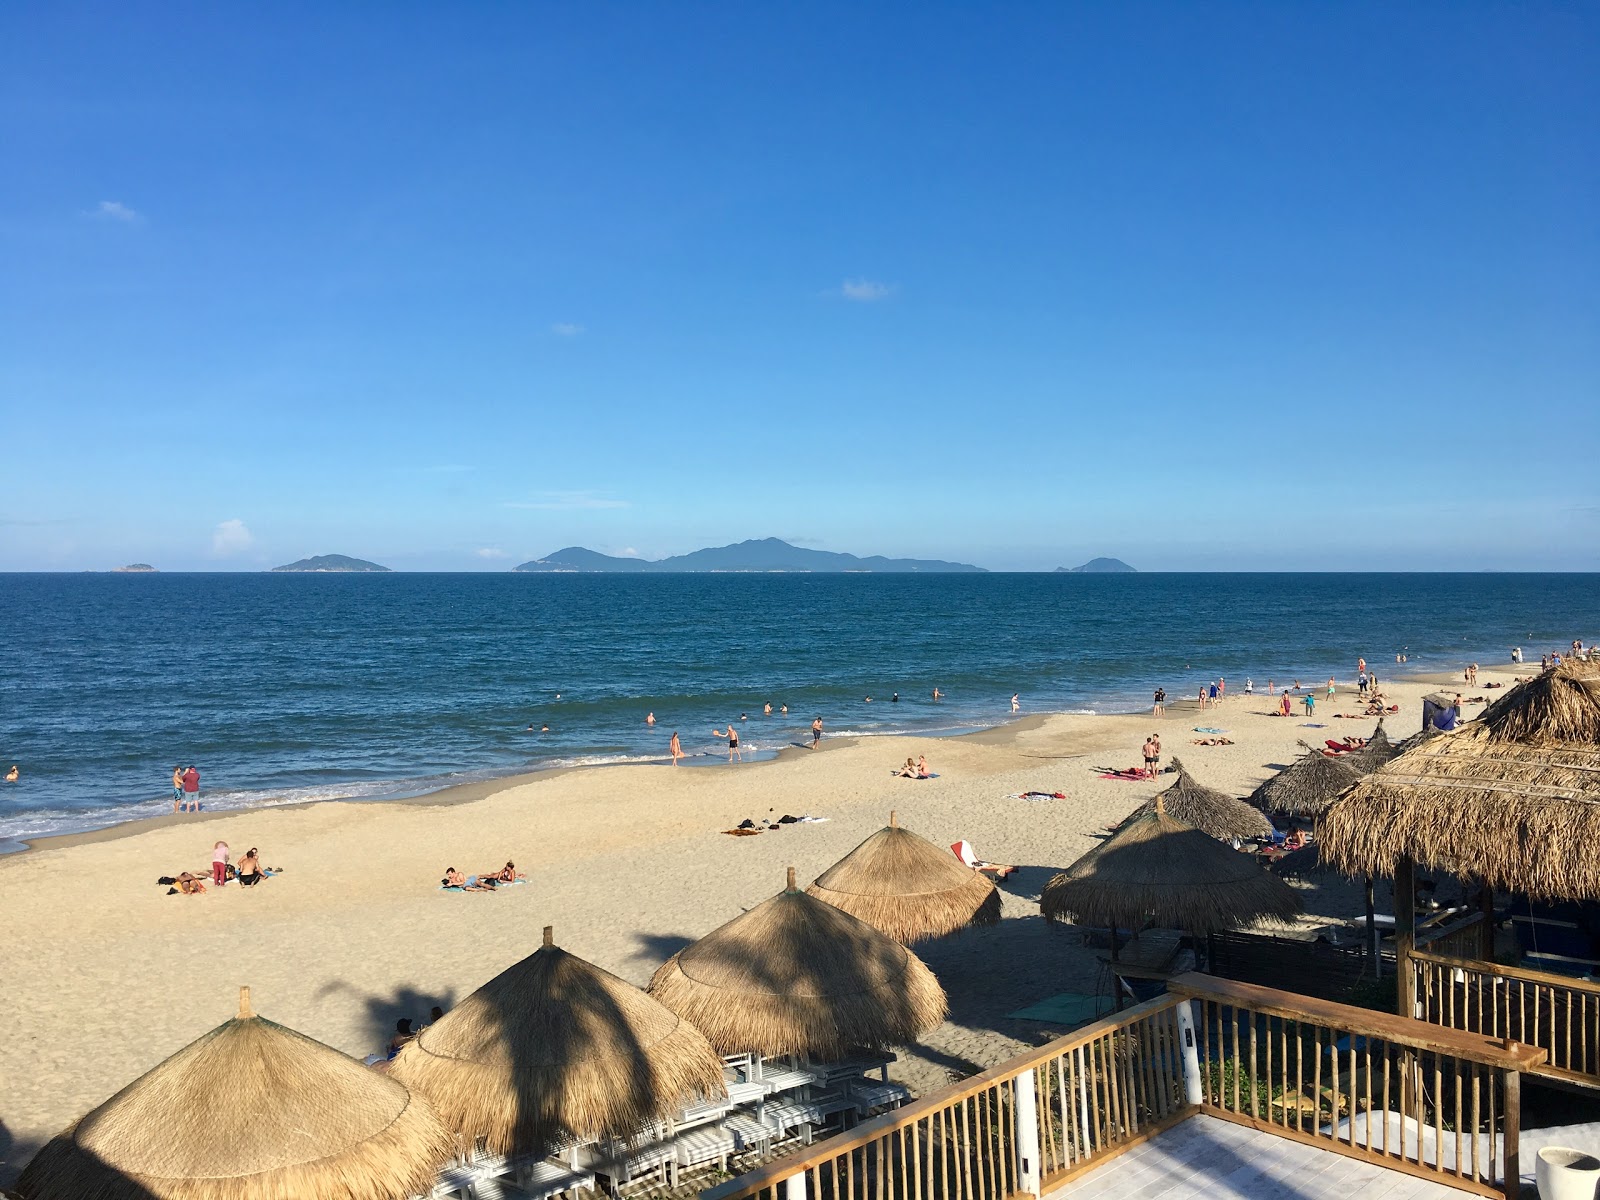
[1300,723,1327,728]
[1099,770,1148,781]
[1008,790,1068,801]
[1193,727,1230,735]
[1006,992,1110,1026]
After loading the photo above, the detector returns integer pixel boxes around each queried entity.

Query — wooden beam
[1396,854,1416,1019]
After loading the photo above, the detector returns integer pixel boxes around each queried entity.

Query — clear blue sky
[2,2,1595,571]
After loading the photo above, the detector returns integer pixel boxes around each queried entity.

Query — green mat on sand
[1005,993,1110,1025]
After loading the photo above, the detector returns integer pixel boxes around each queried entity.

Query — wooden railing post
[1013,1067,1041,1197]
[1396,855,1417,1019]
[1502,1067,1521,1200]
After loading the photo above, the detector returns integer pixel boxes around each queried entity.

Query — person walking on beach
[1327,677,1336,700]
[1304,692,1316,717]
[1198,685,1207,709]
[181,765,200,812]
[171,765,185,812]
[811,716,823,749]
[669,731,684,765]
[212,840,230,887]
[1280,691,1293,717]
[712,724,741,763]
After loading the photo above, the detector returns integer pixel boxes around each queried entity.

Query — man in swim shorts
[1142,736,1158,777]
[811,717,823,749]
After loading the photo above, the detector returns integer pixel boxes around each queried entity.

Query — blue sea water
[2,572,1597,849]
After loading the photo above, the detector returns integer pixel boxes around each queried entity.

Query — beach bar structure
[1321,660,1600,1089]
[18,988,451,1200]
[806,811,1000,944]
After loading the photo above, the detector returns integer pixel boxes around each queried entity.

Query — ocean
[2,571,1596,849]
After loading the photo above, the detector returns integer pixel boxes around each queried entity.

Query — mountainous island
[514,538,985,574]
[113,563,157,573]
[271,554,391,573]
[1056,558,1137,574]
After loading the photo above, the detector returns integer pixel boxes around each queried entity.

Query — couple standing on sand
[171,765,201,812]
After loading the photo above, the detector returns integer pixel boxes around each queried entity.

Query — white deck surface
[1047,1115,1466,1200]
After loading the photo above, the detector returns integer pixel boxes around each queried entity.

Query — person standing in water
[932,687,943,701]
[171,765,185,812]
[712,724,742,762]
[645,712,655,726]
[182,765,201,812]
[811,716,823,749]
[1011,693,1020,713]
[669,731,684,765]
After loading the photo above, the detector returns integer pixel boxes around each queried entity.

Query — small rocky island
[1056,558,1137,574]
[271,554,391,573]
[113,563,157,573]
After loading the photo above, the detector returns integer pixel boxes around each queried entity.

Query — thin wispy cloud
[94,200,141,223]
[475,547,510,559]
[212,518,253,555]
[550,322,585,337]
[504,490,629,511]
[840,278,893,302]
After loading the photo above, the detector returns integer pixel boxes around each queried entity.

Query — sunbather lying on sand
[442,867,496,891]
[483,861,525,883]
[952,840,1016,879]
[166,871,206,895]
[1192,736,1234,746]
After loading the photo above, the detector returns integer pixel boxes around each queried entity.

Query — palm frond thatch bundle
[1321,661,1600,899]
[1041,800,1302,936]
[1248,743,1362,819]
[1353,720,1397,769]
[18,989,450,1200]
[391,928,725,1155]
[806,811,1000,943]
[648,868,947,1059]
[1122,757,1271,840]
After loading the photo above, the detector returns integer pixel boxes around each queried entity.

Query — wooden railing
[702,995,1191,1200]
[1173,973,1544,1199]
[1416,913,1487,962]
[705,974,1545,1200]
[1414,950,1600,1087]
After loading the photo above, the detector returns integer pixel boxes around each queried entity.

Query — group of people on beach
[893,755,933,778]
[170,764,201,812]
[162,839,272,894]
[441,862,525,892]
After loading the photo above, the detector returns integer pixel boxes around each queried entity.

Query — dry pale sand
[0,666,1516,1185]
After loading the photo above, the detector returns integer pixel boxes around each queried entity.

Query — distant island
[514,538,985,574]
[113,563,157,573]
[271,554,391,573]
[1056,558,1137,574]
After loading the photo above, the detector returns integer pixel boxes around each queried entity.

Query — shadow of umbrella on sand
[806,811,1000,944]
[18,987,450,1200]
[390,926,726,1157]
[649,866,948,1060]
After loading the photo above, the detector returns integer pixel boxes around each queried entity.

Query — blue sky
[2,2,1595,571]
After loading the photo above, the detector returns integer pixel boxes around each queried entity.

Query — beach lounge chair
[951,840,1014,879]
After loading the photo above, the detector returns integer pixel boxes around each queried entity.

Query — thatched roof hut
[1321,661,1600,899]
[806,811,1000,943]
[18,988,450,1200]
[1353,720,1397,770]
[648,868,947,1059]
[391,927,725,1155]
[1248,743,1362,819]
[1041,798,1302,936]
[1121,758,1272,840]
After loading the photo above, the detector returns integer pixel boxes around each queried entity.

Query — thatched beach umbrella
[1121,757,1271,840]
[1353,720,1397,769]
[648,867,947,1059]
[1249,743,1362,819]
[391,927,725,1155]
[18,988,450,1200]
[806,811,1000,943]
[1321,660,1600,899]
[1041,798,1302,938]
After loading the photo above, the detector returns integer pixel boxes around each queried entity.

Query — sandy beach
[0,666,1517,1185]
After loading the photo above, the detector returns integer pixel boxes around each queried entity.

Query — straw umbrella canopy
[1121,758,1272,840]
[1041,797,1302,937]
[648,867,947,1059]
[1353,720,1397,770]
[1321,660,1600,899]
[391,927,725,1155]
[806,811,1000,943]
[18,988,450,1200]
[1248,743,1363,819]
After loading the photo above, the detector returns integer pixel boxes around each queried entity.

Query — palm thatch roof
[391,927,725,1155]
[1321,660,1600,899]
[1041,798,1302,935]
[1248,743,1363,819]
[805,811,1000,943]
[648,867,947,1059]
[1353,720,1397,770]
[18,988,450,1200]
[1121,758,1272,840]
